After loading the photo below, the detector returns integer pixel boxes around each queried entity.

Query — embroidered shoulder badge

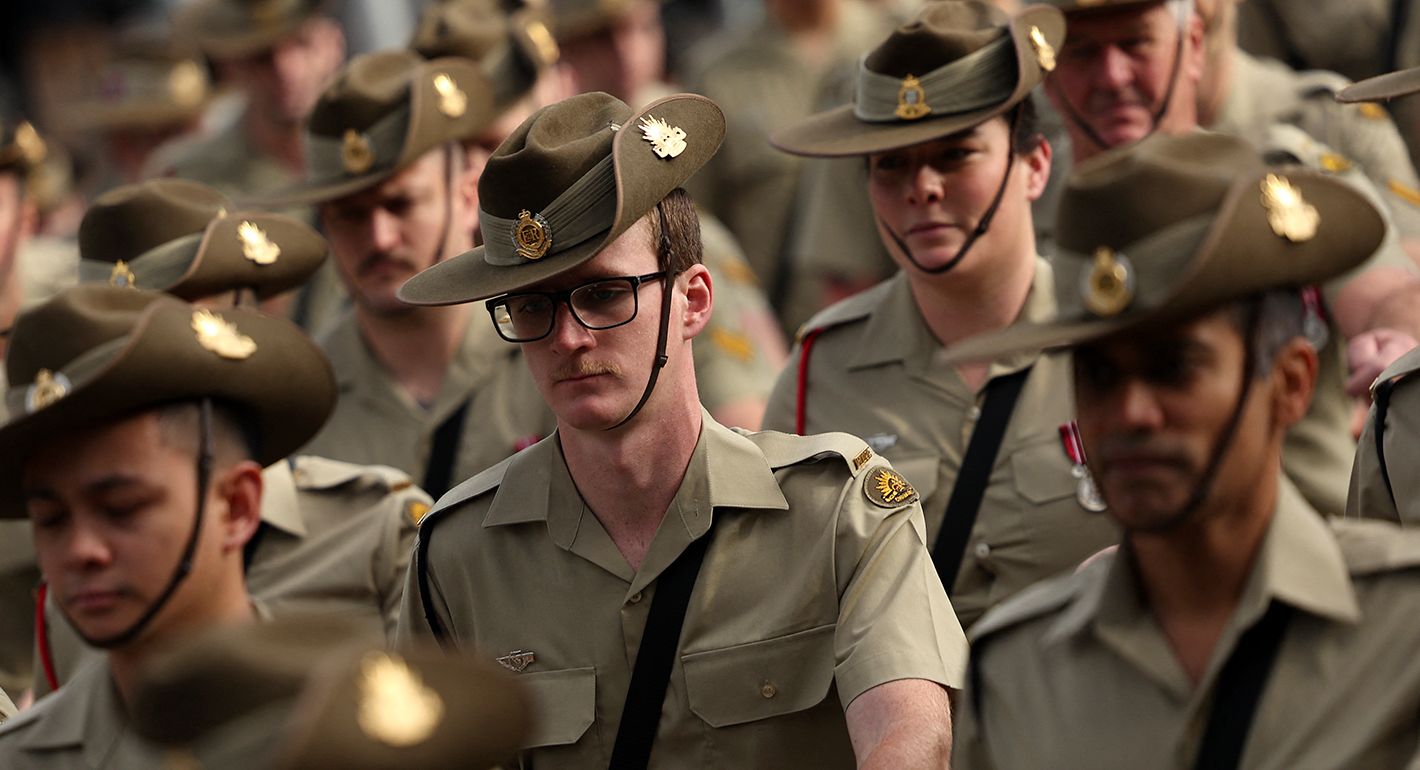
[192,309,257,360]
[237,221,281,265]
[864,467,917,508]
[358,652,444,746]
[639,115,687,159]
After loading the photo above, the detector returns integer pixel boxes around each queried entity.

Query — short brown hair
[646,187,702,275]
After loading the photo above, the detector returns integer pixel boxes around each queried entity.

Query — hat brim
[170,212,330,300]
[941,169,1386,363]
[772,5,1063,157]
[1337,67,1420,103]
[0,302,335,516]
[398,92,726,304]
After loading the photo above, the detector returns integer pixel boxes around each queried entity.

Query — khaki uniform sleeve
[376,486,432,641]
[830,461,968,707]
[395,527,455,648]
[0,684,14,721]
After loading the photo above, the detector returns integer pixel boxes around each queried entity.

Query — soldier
[766,2,1119,630]
[419,0,790,429]
[0,285,335,765]
[396,91,965,767]
[27,178,430,697]
[1043,0,1420,516]
[272,50,557,498]
[952,130,1420,770]
[125,615,532,769]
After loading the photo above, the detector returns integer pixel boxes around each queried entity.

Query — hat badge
[639,115,687,159]
[895,75,931,121]
[432,72,467,119]
[168,60,206,108]
[514,210,553,260]
[342,129,375,175]
[12,121,45,166]
[1260,174,1319,242]
[109,259,136,288]
[1029,26,1056,72]
[358,652,444,747]
[191,309,257,360]
[237,221,281,265]
[1082,246,1135,317]
[25,368,71,413]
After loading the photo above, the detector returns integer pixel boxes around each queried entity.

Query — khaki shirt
[957,477,1420,770]
[1348,346,1420,523]
[398,415,967,769]
[303,313,557,492]
[32,457,426,695]
[0,685,13,722]
[764,261,1120,629]
[0,660,169,768]
[0,522,36,696]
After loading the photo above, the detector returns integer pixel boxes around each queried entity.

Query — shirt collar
[16,659,117,757]
[258,460,307,537]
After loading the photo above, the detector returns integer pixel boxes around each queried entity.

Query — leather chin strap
[606,202,676,431]
[1052,15,1187,153]
[877,107,1022,277]
[80,398,213,649]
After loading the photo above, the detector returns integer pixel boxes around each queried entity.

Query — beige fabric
[0,660,170,767]
[398,414,967,768]
[1348,346,1420,523]
[684,0,897,301]
[303,313,557,488]
[957,477,1420,769]
[765,261,1120,629]
[0,686,12,722]
[31,457,426,695]
[0,521,36,696]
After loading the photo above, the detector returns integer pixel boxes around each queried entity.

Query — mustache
[1086,87,1151,114]
[1093,434,1192,469]
[356,252,418,277]
[553,360,623,382]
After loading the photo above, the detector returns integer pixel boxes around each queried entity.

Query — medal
[1059,421,1107,512]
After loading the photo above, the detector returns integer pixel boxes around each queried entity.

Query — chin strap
[1052,13,1187,153]
[877,107,1022,277]
[81,399,213,649]
[607,202,676,431]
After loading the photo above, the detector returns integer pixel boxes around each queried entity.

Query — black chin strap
[878,108,1022,276]
[607,202,676,431]
[81,399,213,649]
[1052,12,1187,152]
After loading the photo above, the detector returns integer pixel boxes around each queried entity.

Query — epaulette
[1331,518,1420,577]
[289,455,417,495]
[1369,346,1420,397]
[793,281,890,345]
[1259,123,1328,169]
[1293,68,1351,99]
[743,428,879,477]
[969,562,1096,644]
[418,451,515,528]
[0,677,63,734]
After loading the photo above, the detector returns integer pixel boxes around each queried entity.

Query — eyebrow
[23,474,152,504]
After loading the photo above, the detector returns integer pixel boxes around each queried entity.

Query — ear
[1268,337,1318,429]
[214,461,264,555]
[1020,136,1053,202]
[1182,11,1207,82]
[678,264,713,340]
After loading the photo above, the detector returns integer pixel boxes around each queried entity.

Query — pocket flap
[1010,441,1076,504]
[521,667,596,748]
[683,624,836,728]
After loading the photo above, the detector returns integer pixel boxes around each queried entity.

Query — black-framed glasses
[485,271,668,343]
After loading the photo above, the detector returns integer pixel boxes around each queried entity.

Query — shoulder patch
[1331,518,1420,576]
[1357,102,1389,121]
[863,466,917,508]
[969,565,1094,644]
[290,455,415,494]
[1388,179,1420,208]
[745,429,876,477]
[404,499,432,526]
[710,327,755,362]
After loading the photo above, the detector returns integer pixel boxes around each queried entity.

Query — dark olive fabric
[179,0,326,60]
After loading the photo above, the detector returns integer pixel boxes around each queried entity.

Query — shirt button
[760,680,777,699]
[967,405,982,420]
[628,592,643,604]
[973,541,991,560]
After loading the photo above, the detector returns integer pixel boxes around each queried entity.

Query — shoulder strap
[608,524,716,770]
[932,366,1032,595]
[1191,601,1293,770]
[423,397,473,499]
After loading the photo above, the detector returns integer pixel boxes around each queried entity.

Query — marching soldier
[396,90,966,767]
[953,130,1420,770]
[766,1,1120,630]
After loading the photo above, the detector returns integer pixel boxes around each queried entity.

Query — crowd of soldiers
[0,0,1418,767]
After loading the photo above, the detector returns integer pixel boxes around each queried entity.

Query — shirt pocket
[682,624,837,728]
[521,666,597,748]
[1009,439,1076,505]
[887,452,941,502]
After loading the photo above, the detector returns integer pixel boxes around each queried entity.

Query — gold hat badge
[25,369,71,413]
[1260,174,1318,242]
[514,210,552,260]
[1082,246,1134,317]
[896,75,931,121]
[342,129,374,175]
[639,115,687,159]
[168,61,207,108]
[432,72,467,119]
[1029,26,1056,72]
[358,652,444,747]
[109,260,136,288]
[192,309,257,360]
[237,221,281,265]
